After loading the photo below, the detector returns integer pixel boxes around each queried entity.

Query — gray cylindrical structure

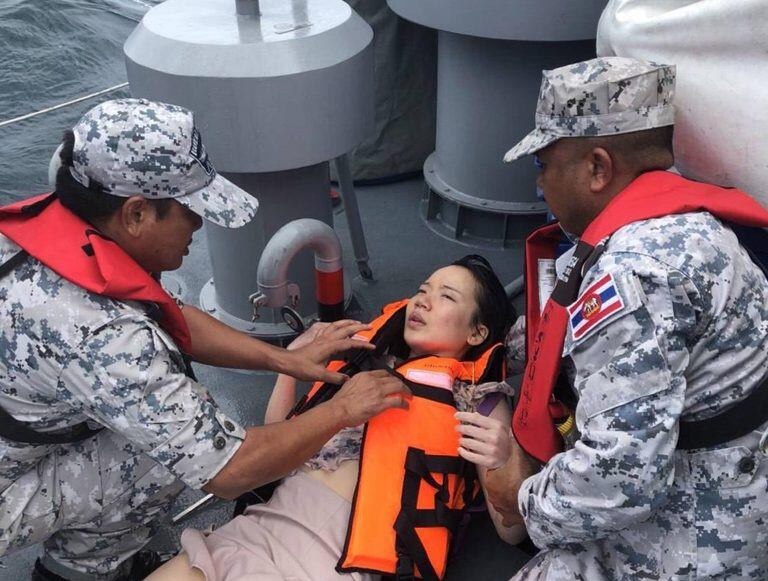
[388,0,605,247]
[125,0,374,337]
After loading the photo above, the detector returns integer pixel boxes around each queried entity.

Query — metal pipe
[255,219,344,321]
[236,0,260,16]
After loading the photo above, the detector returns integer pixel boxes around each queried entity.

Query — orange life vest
[291,300,505,580]
[0,193,191,352]
[514,170,768,462]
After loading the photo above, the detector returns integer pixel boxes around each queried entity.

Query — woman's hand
[455,411,512,470]
[281,320,374,383]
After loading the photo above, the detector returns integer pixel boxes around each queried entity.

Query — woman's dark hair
[452,254,511,360]
[55,129,172,225]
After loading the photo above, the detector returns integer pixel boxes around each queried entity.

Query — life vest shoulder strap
[0,248,28,278]
[0,405,102,445]
[677,374,768,449]
[290,302,410,417]
[582,171,768,245]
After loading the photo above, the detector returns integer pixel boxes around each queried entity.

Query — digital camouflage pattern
[69,98,257,228]
[504,57,675,162]
[0,234,246,579]
[512,211,768,580]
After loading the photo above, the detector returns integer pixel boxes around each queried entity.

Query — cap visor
[503,128,560,163]
[178,174,258,228]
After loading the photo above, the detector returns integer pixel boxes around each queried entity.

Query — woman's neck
[407,349,467,360]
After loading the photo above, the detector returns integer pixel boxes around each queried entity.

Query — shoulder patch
[567,273,625,341]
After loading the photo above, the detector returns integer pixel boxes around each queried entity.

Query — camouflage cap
[69,98,257,228]
[503,57,675,162]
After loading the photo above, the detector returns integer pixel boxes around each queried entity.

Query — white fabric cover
[597,0,768,206]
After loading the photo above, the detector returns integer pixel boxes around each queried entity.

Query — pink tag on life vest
[404,369,454,391]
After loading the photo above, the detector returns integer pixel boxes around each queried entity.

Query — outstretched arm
[204,368,411,499]
[181,304,372,384]
[265,373,299,425]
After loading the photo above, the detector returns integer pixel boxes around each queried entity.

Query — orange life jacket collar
[514,170,768,462]
[0,193,191,352]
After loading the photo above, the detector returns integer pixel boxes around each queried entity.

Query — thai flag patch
[567,273,625,341]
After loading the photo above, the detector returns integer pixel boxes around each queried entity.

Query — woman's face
[404,265,488,359]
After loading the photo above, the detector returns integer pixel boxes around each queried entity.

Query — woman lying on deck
[149,255,525,581]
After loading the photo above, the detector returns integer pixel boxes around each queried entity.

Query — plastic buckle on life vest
[395,554,415,581]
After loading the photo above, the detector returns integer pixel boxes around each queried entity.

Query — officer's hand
[332,370,410,427]
[285,320,375,383]
[455,411,511,469]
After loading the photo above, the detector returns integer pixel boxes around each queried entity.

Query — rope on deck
[0,82,129,129]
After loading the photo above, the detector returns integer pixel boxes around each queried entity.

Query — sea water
[0,0,161,204]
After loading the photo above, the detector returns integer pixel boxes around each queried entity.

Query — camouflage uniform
[503,59,768,579]
[513,213,768,580]
[0,99,256,579]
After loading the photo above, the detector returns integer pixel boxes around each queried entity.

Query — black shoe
[124,550,172,580]
[32,551,172,581]
[32,559,68,581]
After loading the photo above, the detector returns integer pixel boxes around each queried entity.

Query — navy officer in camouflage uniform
[485,57,768,579]
[0,99,408,580]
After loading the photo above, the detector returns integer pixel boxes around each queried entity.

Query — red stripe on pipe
[315,269,344,305]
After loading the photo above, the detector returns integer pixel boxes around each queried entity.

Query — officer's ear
[468,323,489,347]
[588,147,613,193]
[120,196,152,237]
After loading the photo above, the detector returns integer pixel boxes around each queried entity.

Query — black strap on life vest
[677,374,768,450]
[0,248,28,278]
[675,224,768,450]
[0,405,102,445]
[289,307,413,418]
[288,348,398,418]
[393,447,476,581]
[0,247,103,445]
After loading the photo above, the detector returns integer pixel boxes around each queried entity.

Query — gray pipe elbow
[256,219,343,308]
